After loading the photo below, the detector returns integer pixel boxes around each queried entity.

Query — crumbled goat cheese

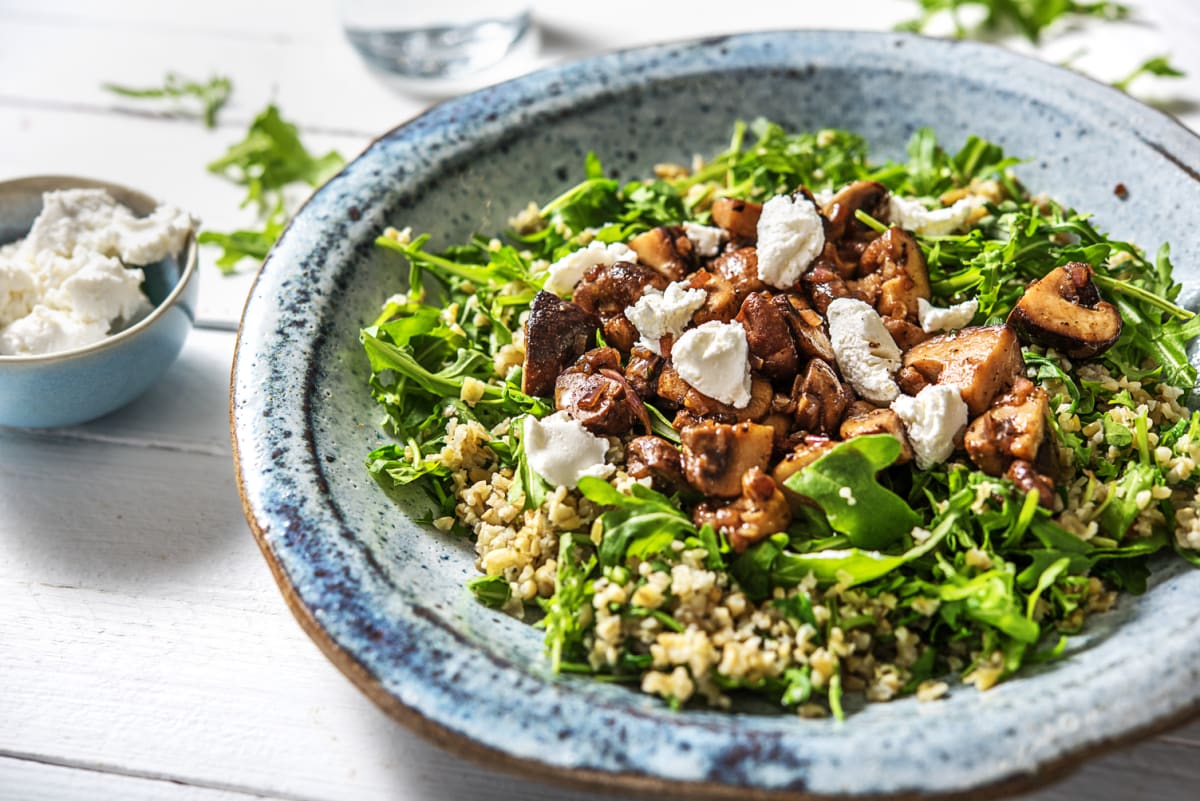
[671,320,752,408]
[891,385,969,470]
[826,298,902,404]
[624,280,707,356]
[888,195,986,237]
[522,411,614,488]
[543,240,638,296]
[0,189,196,356]
[918,297,979,333]
[681,222,725,258]
[755,193,825,289]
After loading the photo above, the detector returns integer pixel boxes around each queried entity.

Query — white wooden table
[2,2,1199,799]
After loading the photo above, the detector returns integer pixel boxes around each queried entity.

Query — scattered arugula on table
[102,72,232,128]
[361,118,1200,716]
[1113,54,1188,92]
[199,103,345,274]
[897,0,1130,43]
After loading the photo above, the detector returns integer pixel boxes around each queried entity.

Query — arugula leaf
[200,103,345,272]
[467,574,512,609]
[782,435,921,550]
[576,477,697,567]
[1113,55,1187,92]
[1096,462,1158,539]
[537,533,596,672]
[897,0,1130,44]
[103,72,232,128]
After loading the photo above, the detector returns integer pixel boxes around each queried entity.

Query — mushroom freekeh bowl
[232,31,1200,800]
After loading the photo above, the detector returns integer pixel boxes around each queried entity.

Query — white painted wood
[4,1,1200,800]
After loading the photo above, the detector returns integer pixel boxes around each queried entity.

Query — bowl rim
[0,174,198,365]
[232,28,1200,801]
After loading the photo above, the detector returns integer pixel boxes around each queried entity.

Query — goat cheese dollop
[888,195,986,238]
[0,189,196,356]
[544,239,638,296]
[681,222,726,258]
[755,193,825,289]
[918,297,979,333]
[891,384,969,470]
[522,411,614,488]
[826,297,902,404]
[624,280,707,356]
[671,320,752,408]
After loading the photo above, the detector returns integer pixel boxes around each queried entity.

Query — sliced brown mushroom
[626,435,688,494]
[627,226,696,282]
[711,197,763,241]
[522,290,601,397]
[774,296,836,363]
[712,246,767,302]
[571,260,668,354]
[839,401,913,464]
[735,291,801,383]
[801,262,868,315]
[554,348,637,435]
[686,269,740,325]
[822,180,890,244]
[883,316,929,351]
[791,359,850,436]
[682,375,773,422]
[1007,262,1123,359]
[624,345,663,400]
[679,420,775,498]
[900,325,1024,416]
[858,227,931,322]
[693,467,792,552]
[963,376,1049,476]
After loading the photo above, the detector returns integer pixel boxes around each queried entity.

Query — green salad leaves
[362,118,1200,717]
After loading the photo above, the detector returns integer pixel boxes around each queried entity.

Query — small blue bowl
[0,176,197,428]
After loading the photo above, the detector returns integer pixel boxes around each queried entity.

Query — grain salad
[361,120,1200,716]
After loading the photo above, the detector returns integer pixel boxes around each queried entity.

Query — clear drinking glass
[341,0,536,86]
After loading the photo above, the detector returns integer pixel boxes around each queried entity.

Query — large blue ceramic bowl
[232,31,1200,799]
[0,176,197,428]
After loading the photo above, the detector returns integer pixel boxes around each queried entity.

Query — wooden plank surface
[4,1,1200,799]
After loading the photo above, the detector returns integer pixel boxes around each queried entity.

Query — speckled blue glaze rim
[232,30,1200,800]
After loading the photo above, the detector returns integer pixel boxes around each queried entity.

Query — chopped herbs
[199,104,345,273]
[362,118,1200,717]
[103,72,232,128]
[897,0,1130,44]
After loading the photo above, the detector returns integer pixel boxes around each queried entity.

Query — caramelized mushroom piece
[883,316,929,351]
[1007,459,1056,509]
[791,359,850,436]
[774,296,836,363]
[571,260,667,354]
[839,401,913,464]
[963,377,1049,476]
[554,348,637,434]
[712,246,767,301]
[627,226,696,282]
[624,345,663,400]
[682,375,773,422]
[858,227,932,322]
[522,290,601,397]
[900,325,1024,416]
[822,180,890,244]
[1007,262,1123,359]
[736,291,801,383]
[693,467,792,552]
[711,197,763,241]
[686,269,740,325]
[626,435,688,494]
[679,420,775,498]
[801,263,867,315]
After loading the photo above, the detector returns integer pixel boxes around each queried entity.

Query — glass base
[345,13,532,81]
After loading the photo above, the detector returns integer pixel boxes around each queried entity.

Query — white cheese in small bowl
[0,188,196,356]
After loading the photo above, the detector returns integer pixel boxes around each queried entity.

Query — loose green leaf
[1113,55,1187,92]
[467,574,512,608]
[103,72,232,127]
[782,435,921,550]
